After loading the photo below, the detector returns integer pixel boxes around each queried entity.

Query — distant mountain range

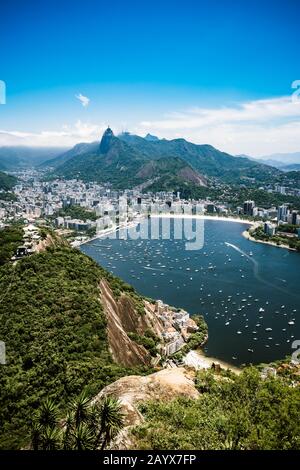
[0,146,68,170]
[44,128,281,190]
[237,152,300,172]
[47,128,207,190]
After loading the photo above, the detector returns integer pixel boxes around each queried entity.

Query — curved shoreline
[183,350,241,374]
[242,228,297,252]
[76,213,298,253]
[151,213,254,225]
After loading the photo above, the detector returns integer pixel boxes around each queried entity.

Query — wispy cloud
[1,96,300,156]
[0,121,104,147]
[75,93,90,107]
[136,96,300,156]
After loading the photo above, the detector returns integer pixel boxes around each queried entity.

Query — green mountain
[47,128,281,189]
[41,142,99,169]
[0,231,158,449]
[52,128,207,190]
[119,132,281,184]
[0,171,17,191]
[1,228,299,450]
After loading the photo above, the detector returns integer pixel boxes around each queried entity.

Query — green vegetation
[0,223,24,265]
[151,181,300,211]
[172,315,208,361]
[128,330,160,357]
[250,226,300,251]
[29,392,124,450]
[133,367,300,450]
[55,205,97,221]
[52,131,284,189]
[183,315,208,352]
[0,171,17,191]
[277,223,300,234]
[0,246,150,449]
[0,191,17,201]
[103,271,145,315]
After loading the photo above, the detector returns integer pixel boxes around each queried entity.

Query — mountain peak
[145,133,159,142]
[99,127,114,153]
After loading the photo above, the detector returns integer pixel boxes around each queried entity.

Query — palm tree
[62,410,75,450]
[70,390,92,428]
[98,396,124,450]
[37,398,59,429]
[70,422,94,450]
[40,426,62,450]
[30,422,42,450]
[29,393,124,451]
[30,398,60,450]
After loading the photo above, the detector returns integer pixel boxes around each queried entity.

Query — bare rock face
[93,367,199,428]
[100,279,164,367]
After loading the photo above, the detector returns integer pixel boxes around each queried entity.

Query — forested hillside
[0,244,150,449]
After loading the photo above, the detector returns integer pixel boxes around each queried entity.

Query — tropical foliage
[29,392,124,450]
[0,223,24,265]
[0,246,149,449]
[133,367,300,450]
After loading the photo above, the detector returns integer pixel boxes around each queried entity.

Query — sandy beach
[151,213,254,225]
[72,214,253,248]
[183,350,241,374]
[72,218,143,247]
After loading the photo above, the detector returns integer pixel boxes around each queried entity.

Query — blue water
[81,218,300,366]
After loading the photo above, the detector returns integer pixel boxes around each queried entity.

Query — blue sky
[1,0,300,155]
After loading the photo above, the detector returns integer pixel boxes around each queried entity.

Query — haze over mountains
[1,128,299,193]
[237,152,300,171]
[0,146,67,170]
[42,128,281,190]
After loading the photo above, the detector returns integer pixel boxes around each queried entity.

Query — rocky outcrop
[93,367,199,449]
[99,279,164,367]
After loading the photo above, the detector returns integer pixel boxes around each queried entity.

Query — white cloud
[75,93,90,107]
[1,95,300,156]
[136,96,300,156]
[0,121,105,147]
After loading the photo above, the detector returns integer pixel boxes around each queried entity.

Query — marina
[81,217,300,366]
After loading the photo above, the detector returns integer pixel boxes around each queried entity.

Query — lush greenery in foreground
[29,393,124,450]
[0,246,148,449]
[133,367,300,450]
